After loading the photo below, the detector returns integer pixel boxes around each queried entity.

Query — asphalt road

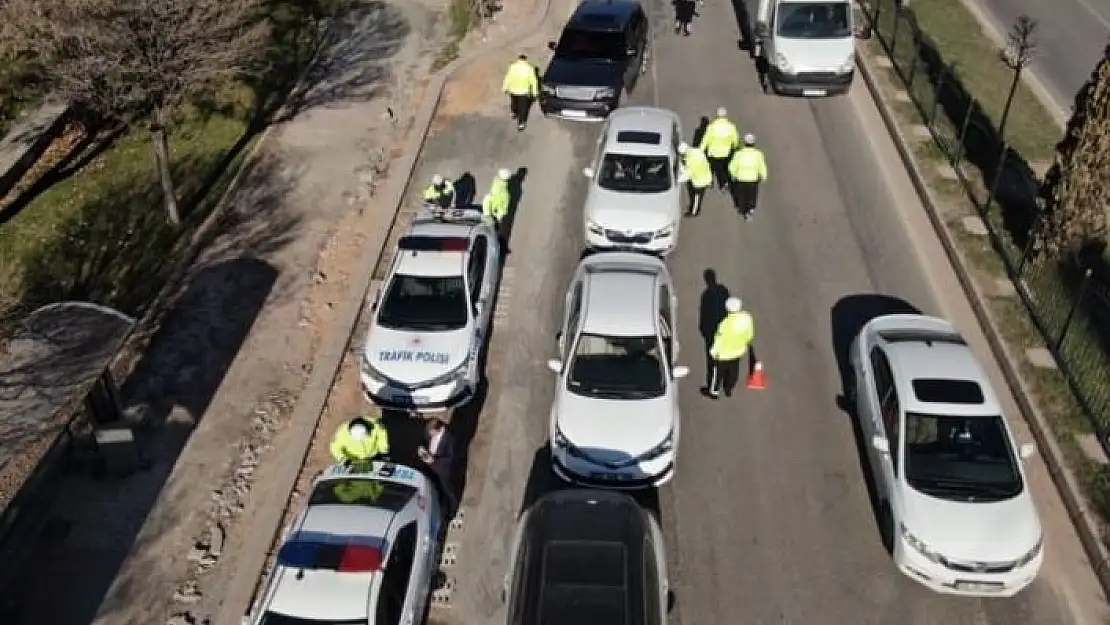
[420,0,1106,622]
[966,0,1109,113]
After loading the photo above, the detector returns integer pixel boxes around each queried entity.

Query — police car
[244,461,446,625]
[361,205,502,412]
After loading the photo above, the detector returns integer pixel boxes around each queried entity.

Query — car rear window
[615,131,661,145]
[260,612,367,625]
[911,378,985,404]
[541,541,629,625]
[309,479,416,511]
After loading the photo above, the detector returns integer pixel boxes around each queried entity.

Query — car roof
[603,108,677,157]
[870,315,1003,417]
[569,0,641,27]
[518,490,651,625]
[392,206,491,278]
[578,253,665,337]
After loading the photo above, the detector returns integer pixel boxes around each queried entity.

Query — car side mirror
[547,359,563,373]
[583,167,595,178]
[548,41,557,50]
[871,435,890,454]
[627,48,637,57]
[1020,442,1037,459]
[672,365,690,379]
[502,576,509,603]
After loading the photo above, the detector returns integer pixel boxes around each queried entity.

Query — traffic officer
[329,415,390,468]
[482,168,513,242]
[502,53,540,131]
[727,133,768,220]
[698,107,740,191]
[423,174,455,208]
[677,142,712,216]
[705,297,755,399]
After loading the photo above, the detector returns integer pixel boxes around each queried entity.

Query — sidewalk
[9,1,451,624]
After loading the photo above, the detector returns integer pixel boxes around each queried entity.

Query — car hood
[544,58,625,88]
[555,391,675,458]
[362,325,471,385]
[586,187,680,231]
[901,484,1041,561]
[775,36,854,71]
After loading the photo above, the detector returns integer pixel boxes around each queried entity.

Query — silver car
[582,107,686,256]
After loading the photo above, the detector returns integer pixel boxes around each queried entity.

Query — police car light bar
[277,533,387,573]
[398,235,470,252]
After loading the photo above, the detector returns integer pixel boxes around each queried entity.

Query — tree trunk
[151,108,180,226]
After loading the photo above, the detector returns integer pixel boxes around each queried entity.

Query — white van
[755,0,858,96]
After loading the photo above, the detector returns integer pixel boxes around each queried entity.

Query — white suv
[546,252,689,488]
[582,107,686,256]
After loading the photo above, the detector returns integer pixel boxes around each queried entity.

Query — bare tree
[999,15,1038,142]
[0,0,267,225]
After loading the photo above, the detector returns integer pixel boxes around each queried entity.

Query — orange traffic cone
[746,360,767,390]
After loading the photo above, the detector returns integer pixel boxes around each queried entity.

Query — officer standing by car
[423,174,455,208]
[678,142,712,216]
[698,107,740,191]
[483,168,513,243]
[704,297,755,399]
[330,415,390,469]
[502,53,540,131]
[727,134,768,220]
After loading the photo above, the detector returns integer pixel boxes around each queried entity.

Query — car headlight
[542,84,556,95]
[639,431,675,460]
[837,52,855,74]
[653,223,675,239]
[774,52,793,73]
[595,87,616,99]
[361,353,389,383]
[586,220,605,235]
[900,523,943,564]
[414,361,468,389]
[1015,536,1043,567]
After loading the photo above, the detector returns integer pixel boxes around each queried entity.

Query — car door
[379,519,418,625]
[560,278,585,362]
[467,235,490,377]
[658,279,676,366]
[623,9,647,91]
[867,347,901,500]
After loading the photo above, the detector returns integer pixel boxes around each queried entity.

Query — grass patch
[0,55,47,139]
[433,0,479,70]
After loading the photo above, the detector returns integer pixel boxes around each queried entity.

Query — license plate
[562,109,587,118]
[592,472,628,481]
[802,89,827,97]
[954,581,1002,592]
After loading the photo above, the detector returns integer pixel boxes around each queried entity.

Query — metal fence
[858,0,1110,448]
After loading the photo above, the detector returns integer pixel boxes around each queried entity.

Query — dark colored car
[540,0,650,121]
[501,489,671,625]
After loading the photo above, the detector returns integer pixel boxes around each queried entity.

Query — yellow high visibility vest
[710,311,755,360]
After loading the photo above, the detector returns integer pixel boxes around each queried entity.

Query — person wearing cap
[698,107,741,191]
[482,168,513,242]
[330,415,390,468]
[727,133,768,220]
[422,174,455,209]
[677,141,712,216]
[502,53,540,131]
[704,297,755,399]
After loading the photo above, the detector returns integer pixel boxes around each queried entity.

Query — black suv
[540,0,650,121]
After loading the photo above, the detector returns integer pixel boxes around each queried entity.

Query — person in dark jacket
[418,418,459,517]
[673,0,697,35]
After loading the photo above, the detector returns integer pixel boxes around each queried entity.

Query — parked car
[540,0,650,121]
[360,205,501,412]
[502,489,670,625]
[547,252,687,489]
[848,314,1043,597]
[582,107,685,256]
[244,461,447,625]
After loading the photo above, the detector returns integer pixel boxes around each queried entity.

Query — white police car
[244,461,446,625]
[361,205,502,412]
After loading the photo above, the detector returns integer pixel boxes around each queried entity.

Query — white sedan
[547,251,688,489]
[849,314,1043,597]
[360,205,501,412]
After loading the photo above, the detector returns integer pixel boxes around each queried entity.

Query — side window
[870,348,902,472]
[642,539,662,625]
[658,283,673,362]
[468,237,488,312]
[376,522,418,625]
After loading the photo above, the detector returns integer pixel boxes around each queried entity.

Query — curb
[855,49,1110,597]
[212,1,559,623]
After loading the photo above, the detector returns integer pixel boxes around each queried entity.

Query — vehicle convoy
[360,204,501,412]
[502,489,671,625]
[755,0,858,96]
[848,314,1044,597]
[244,462,446,625]
[583,107,686,256]
[547,252,688,489]
[540,0,650,121]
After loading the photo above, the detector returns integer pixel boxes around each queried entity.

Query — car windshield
[903,412,1024,501]
[597,153,671,192]
[556,28,628,62]
[776,2,851,39]
[568,333,665,398]
[377,274,468,331]
[260,613,366,625]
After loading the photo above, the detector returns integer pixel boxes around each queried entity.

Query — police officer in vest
[423,174,455,209]
[482,168,513,245]
[502,53,540,131]
[705,297,755,399]
[728,134,768,220]
[698,107,741,191]
[677,142,712,216]
[330,415,390,469]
